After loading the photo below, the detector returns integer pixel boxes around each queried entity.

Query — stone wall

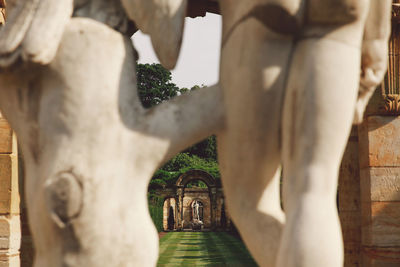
[339,127,362,267]
[0,113,20,267]
[161,187,230,231]
[182,188,211,229]
[358,116,400,266]
[163,198,177,231]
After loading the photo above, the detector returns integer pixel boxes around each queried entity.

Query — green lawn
[157,232,258,266]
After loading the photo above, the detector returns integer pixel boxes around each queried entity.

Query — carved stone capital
[365,88,400,117]
[366,4,400,117]
[382,94,400,114]
[392,3,400,22]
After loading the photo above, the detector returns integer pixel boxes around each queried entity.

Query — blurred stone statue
[0,0,392,267]
[192,200,201,221]
[0,0,222,266]
[217,1,391,267]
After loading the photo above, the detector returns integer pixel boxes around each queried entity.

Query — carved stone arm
[143,84,224,164]
[120,0,187,69]
[0,0,73,67]
[354,0,392,123]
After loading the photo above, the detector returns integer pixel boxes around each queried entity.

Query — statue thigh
[278,36,362,267]
[218,9,294,264]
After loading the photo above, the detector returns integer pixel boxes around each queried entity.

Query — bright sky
[132,13,222,89]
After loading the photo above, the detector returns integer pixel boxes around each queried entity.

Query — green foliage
[136,63,186,108]
[149,178,167,189]
[138,62,221,231]
[183,135,217,161]
[186,180,208,188]
[149,152,220,190]
[148,194,164,232]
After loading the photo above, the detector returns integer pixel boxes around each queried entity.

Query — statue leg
[279,37,362,267]
[218,11,294,264]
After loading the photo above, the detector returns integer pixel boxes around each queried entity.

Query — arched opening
[163,198,176,231]
[220,202,227,228]
[167,206,175,230]
[152,170,230,231]
[182,179,211,230]
[191,200,204,230]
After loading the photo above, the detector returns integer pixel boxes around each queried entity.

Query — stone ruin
[154,169,232,231]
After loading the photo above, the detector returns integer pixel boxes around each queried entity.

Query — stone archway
[154,170,230,231]
[175,169,217,188]
[175,170,218,230]
[162,197,177,231]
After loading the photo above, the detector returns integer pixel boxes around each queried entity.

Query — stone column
[356,4,400,265]
[0,113,20,267]
[176,188,183,230]
[174,196,179,230]
[338,127,362,267]
[358,116,400,266]
[210,187,217,230]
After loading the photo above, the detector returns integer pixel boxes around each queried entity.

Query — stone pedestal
[358,116,400,267]
[0,113,20,267]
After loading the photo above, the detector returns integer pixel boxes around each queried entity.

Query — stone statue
[0,0,222,266]
[217,0,391,267]
[0,0,392,267]
[192,200,201,221]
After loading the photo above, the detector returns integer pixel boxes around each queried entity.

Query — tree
[183,135,217,161]
[136,63,185,108]
[139,63,220,231]
[137,63,220,190]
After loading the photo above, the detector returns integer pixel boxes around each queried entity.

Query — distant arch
[176,169,216,188]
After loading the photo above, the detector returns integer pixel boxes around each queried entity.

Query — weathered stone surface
[362,201,400,247]
[20,207,34,267]
[0,254,20,267]
[343,242,361,267]
[362,246,400,267]
[340,210,362,245]
[360,168,400,202]
[339,135,361,212]
[358,115,400,266]
[182,189,211,229]
[0,155,19,215]
[338,128,362,267]
[0,118,12,154]
[0,155,11,214]
[163,198,177,230]
[0,215,21,250]
[358,116,400,168]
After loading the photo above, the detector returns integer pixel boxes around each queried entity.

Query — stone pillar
[209,187,217,229]
[176,188,183,230]
[174,196,179,230]
[0,113,20,267]
[338,127,362,267]
[358,116,400,266]
[356,4,400,265]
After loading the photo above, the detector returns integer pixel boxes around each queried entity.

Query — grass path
[157,232,258,266]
